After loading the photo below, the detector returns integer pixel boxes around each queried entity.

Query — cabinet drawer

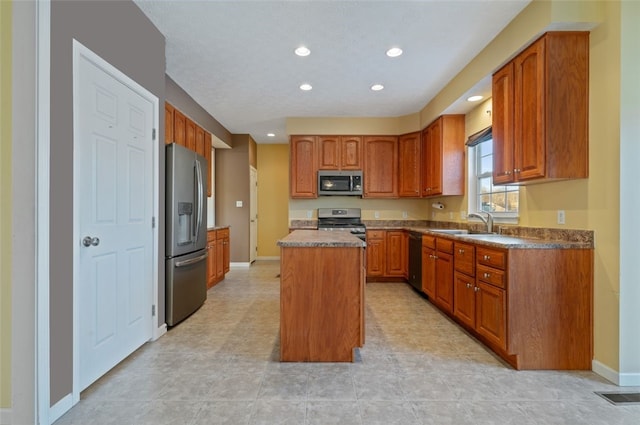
[477,264,506,289]
[217,227,230,239]
[454,242,475,276]
[477,247,506,270]
[367,230,385,239]
[436,238,454,254]
[207,230,216,242]
[422,235,435,249]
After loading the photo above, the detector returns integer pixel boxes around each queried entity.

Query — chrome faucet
[468,212,494,233]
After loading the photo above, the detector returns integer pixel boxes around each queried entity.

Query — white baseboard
[256,256,280,261]
[0,408,11,425]
[591,359,640,386]
[49,393,74,424]
[230,262,251,268]
[152,323,167,341]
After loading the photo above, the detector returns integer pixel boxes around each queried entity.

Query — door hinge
[152,217,156,228]
[152,128,157,140]
[152,304,156,316]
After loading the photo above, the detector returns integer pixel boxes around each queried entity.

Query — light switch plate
[557,210,565,224]
[236,201,243,208]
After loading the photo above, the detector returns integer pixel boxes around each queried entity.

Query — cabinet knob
[483,255,491,260]
[474,287,480,292]
[483,272,491,279]
[458,249,465,254]
[466,283,472,289]
[514,168,521,173]
[505,170,512,175]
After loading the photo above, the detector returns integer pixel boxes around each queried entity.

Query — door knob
[82,236,100,247]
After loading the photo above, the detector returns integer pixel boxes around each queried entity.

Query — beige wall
[256,144,289,257]
[284,0,627,375]
[0,0,12,410]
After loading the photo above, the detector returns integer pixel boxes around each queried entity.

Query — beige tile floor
[56,260,639,425]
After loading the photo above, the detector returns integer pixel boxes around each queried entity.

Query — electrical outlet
[374,211,380,219]
[557,210,566,225]
[402,211,408,219]
[235,200,243,207]
[306,210,312,219]
[460,210,467,220]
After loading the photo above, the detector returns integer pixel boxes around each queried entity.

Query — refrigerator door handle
[175,252,208,268]
[194,159,203,243]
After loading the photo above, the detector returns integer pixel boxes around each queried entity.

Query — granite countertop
[278,229,366,248]
[207,224,230,231]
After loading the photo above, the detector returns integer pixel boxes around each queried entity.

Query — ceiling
[134,0,531,143]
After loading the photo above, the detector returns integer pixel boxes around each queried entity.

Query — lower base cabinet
[366,230,407,279]
[207,227,231,289]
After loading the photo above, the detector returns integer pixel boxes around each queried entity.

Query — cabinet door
[422,245,436,298]
[173,109,186,147]
[290,136,317,198]
[385,231,407,277]
[195,124,205,157]
[206,232,216,289]
[366,236,385,277]
[164,103,175,145]
[492,63,515,185]
[363,136,398,198]
[453,272,476,328]
[398,132,421,197]
[475,281,507,351]
[222,235,230,273]
[204,132,212,197]
[514,38,545,181]
[185,118,196,151]
[422,121,442,196]
[215,236,224,280]
[340,136,362,170]
[434,251,454,313]
[317,136,340,169]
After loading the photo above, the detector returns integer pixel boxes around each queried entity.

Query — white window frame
[467,139,519,225]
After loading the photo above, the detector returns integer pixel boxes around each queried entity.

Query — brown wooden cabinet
[206,231,217,289]
[398,131,421,197]
[363,136,398,198]
[492,31,589,185]
[365,230,386,278]
[421,115,465,197]
[218,227,230,273]
[385,231,407,278]
[317,136,362,170]
[195,124,205,157]
[185,118,196,151]
[206,227,231,289]
[290,136,318,198]
[173,109,186,146]
[164,103,175,145]
[433,238,454,314]
[421,235,436,298]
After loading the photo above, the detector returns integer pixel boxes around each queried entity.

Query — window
[467,131,518,221]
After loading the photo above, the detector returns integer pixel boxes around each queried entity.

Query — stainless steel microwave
[318,170,363,196]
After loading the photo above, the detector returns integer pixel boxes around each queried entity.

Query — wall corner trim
[592,359,620,385]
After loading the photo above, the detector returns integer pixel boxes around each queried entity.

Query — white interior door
[75,48,154,390]
[250,167,258,263]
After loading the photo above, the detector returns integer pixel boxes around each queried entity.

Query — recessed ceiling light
[467,95,484,102]
[267,133,275,137]
[299,83,312,91]
[386,47,403,58]
[294,46,310,57]
[371,84,384,91]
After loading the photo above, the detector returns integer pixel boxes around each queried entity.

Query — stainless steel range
[317,208,366,242]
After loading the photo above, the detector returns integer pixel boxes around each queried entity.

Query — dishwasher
[408,232,422,292]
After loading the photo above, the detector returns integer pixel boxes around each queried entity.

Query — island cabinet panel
[290,136,318,198]
[492,31,589,185]
[363,136,398,198]
[280,246,364,362]
[398,131,422,197]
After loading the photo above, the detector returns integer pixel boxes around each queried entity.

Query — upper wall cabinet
[290,135,318,198]
[421,115,465,197]
[492,31,589,185]
[317,136,363,170]
[363,136,398,198]
[164,103,175,145]
[398,131,422,197]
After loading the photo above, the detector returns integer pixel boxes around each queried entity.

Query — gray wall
[165,75,232,146]
[216,135,256,262]
[50,0,165,405]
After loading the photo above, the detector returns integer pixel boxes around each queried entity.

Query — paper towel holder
[432,202,445,210]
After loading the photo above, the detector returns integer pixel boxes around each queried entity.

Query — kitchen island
[277,230,366,362]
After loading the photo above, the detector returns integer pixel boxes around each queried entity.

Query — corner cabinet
[398,132,422,197]
[363,136,398,198]
[421,115,465,197]
[290,136,318,198]
[492,31,589,184]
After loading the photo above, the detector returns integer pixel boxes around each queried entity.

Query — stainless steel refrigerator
[165,143,208,326]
